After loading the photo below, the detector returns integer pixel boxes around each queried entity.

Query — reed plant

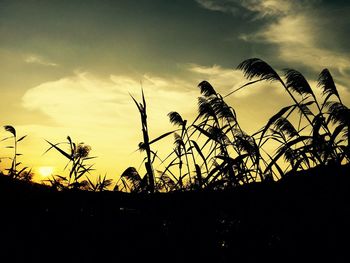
[1,125,30,179]
[119,58,349,192]
[44,136,96,190]
[125,90,174,193]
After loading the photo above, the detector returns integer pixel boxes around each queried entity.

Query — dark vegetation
[0,58,349,262]
[117,58,349,193]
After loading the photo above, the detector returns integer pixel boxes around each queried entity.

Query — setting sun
[38,166,54,177]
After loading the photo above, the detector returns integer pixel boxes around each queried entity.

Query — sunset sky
[1,0,350,182]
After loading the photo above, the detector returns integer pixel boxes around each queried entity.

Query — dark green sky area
[1,0,255,77]
[1,1,350,77]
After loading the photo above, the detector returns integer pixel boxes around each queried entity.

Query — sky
[1,0,350,182]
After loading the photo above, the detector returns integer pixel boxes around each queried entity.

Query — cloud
[22,64,277,133]
[240,0,293,17]
[25,55,58,67]
[197,0,350,81]
[195,0,240,14]
[248,14,350,75]
[239,0,320,18]
[22,72,198,131]
[195,0,307,17]
[233,1,350,84]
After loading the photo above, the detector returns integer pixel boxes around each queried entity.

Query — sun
[38,166,54,177]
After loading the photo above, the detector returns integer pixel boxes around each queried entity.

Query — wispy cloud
[195,0,303,17]
[22,72,197,131]
[238,0,318,18]
[25,55,58,67]
[22,64,281,133]
[197,0,350,84]
[240,5,350,76]
[195,0,240,14]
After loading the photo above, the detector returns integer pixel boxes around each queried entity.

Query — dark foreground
[0,164,349,263]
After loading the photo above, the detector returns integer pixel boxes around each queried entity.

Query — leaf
[141,88,147,112]
[17,167,28,175]
[298,101,314,116]
[232,154,250,165]
[45,140,73,161]
[1,136,13,142]
[56,175,68,181]
[159,158,179,180]
[264,136,311,174]
[193,125,219,143]
[83,156,97,160]
[85,175,96,191]
[147,131,174,146]
[190,140,208,170]
[69,159,81,179]
[76,164,94,180]
[330,124,346,145]
[264,151,285,179]
[16,135,27,142]
[204,162,226,186]
[130,94,142,113]
[224,78,269,98]
[258,105,296,146]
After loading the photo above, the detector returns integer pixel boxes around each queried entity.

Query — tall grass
[119,91,175,193]
[44,136,97,190]
[1,125,32,180]
[118,58,350,192]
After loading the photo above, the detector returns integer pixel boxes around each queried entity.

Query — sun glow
[38,166,54,177]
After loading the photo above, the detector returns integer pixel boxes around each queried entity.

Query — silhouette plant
[1,125,29,179]
[86,174,113,192]
[120,58,349,193]
[168,111,207,189]
[44,136,96,190]
[236,58,349,175]
[128,90,174,193]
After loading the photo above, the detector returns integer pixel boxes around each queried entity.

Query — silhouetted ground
[0,164,349,262]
